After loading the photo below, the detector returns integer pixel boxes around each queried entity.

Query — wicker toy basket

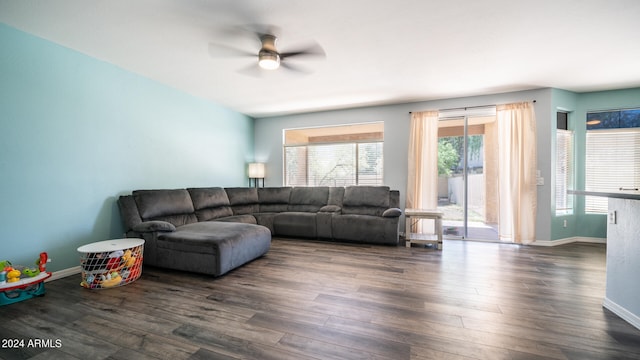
[77,238,144,289]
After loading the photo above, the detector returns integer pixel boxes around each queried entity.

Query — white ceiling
[1,0,639,118]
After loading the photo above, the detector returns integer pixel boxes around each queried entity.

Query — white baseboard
[531,237,606,246]
[45,266,81,282]
[603,297,640,331]
[573,236,607,244]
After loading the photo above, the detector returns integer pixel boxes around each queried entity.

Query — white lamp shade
[248,163,265,178]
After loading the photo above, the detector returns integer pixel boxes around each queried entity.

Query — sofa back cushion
[225,187,259,215]
[288,187,329,212]
[133,189,197,226]
[117,195,143,232]
[390,190,400,209]
[258,187,291,213]
[328,187,345,207]
[188,187,233,221]
[342,186,390,216]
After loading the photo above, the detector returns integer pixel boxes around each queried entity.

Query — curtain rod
[409,100,536,114]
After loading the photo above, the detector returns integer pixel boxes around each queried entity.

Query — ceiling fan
[209,27,325,75]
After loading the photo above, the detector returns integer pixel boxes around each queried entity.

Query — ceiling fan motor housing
[258,34,281,69]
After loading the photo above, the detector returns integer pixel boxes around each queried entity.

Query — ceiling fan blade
[236,63,263,77]
[280,61,313,74]
[208,42,256,58]
[280,41,326,59]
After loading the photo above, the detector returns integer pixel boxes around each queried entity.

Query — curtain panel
[496,102,537,244]
[406,111,439,233]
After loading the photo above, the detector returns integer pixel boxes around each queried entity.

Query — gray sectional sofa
[117,186,401,276]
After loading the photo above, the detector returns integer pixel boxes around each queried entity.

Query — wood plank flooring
[2,238,640,360]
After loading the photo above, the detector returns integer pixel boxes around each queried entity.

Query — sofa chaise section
[156,221,271,276]
[118,189,270,277]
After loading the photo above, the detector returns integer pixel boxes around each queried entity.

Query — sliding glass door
[436,108,498,241]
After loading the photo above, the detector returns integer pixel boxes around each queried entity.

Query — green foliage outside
[437,136,483,175]
[437,140,459,176]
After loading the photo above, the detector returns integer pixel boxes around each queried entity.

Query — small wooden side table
[404,208,443,250]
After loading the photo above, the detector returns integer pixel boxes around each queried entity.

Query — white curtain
[406,111,439,232]
[496,102,537,244]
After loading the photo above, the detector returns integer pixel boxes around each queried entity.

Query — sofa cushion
[188,187,233,221]
[342,186,390,216]
[319,205,341,213]
[258,187,291,213]
[225,187,259,215]
[273,212,317,238]
[382,208,402,217]
[332,214,398,245]
[214,214,257,224]
[132,220,176,233]
[328,187,345,206]
[133,189,197,226]
[389,190,400,209]
[117,195,143,232]
[157,221,271,276]
[288,187,329,212]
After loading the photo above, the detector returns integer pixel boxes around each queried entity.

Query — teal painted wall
[549,87,640,240]
[550,88,579,240]
[0,24,254,271]
[572,87,640,239]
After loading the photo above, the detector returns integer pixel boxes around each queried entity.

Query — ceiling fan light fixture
[258,51,280,70]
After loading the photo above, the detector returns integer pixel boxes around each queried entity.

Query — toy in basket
[78,238,144,289]
[0,252,52,306]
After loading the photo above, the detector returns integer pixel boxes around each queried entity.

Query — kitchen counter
[568,189,640,200]
[570,190,640,330]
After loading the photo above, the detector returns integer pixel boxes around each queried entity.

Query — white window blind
[357,142,384,185]
[285,143,383,186]
[556,129,574,214]
[585,128,640,213]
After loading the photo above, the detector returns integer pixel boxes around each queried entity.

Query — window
[585,109,640,213]
[284,123,384,186]
[556,112,573,215]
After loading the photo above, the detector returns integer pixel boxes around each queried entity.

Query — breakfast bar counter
[569,190,640,330]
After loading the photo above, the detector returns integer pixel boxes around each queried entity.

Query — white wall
[255,88,553,240]
[604,197,640,330]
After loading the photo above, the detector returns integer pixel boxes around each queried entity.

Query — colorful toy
[6,268,20,283]
[22,266,40,277]
[99,272,122,288]
[0,252,52,306]
[122,249,136,268]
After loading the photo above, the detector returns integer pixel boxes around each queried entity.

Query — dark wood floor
[2,238,640,360]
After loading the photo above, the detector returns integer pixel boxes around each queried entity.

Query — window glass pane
[284,146,307,186]
[308,143,356,186]
[358,142,383,185]
[284,124,384,187]
[555,129,573,214]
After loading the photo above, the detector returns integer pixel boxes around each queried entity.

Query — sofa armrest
[382,208,402,218]
[132,220,176,233]
[319,205,341,213]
